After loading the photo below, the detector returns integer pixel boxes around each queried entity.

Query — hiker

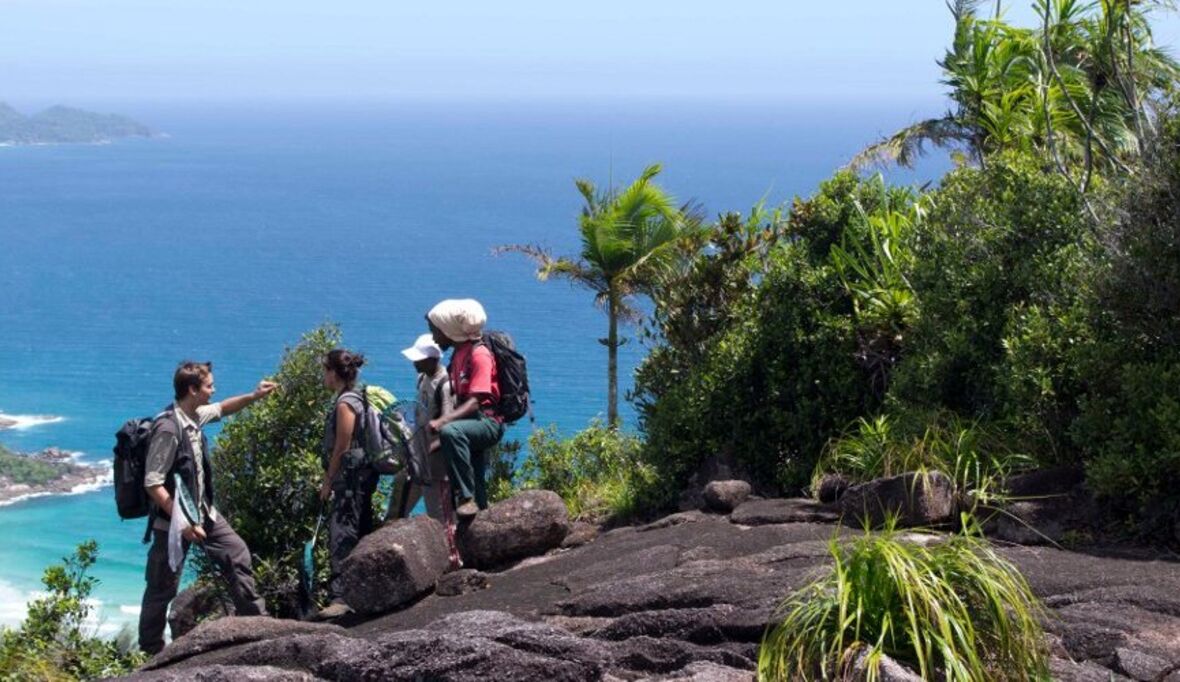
[388,333,456,521]
[426,299,505,519]
[139,361,276,655]
[317,348,377,619]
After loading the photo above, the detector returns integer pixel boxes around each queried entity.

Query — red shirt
[450,341,500,420]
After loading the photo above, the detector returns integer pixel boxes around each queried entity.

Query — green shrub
[890,153,1089,445]
[758,525,1049,681]
[209,324,341,617]
[518,422,655,523]
[486,438,522,505]
[0,541,144,681]
[1077,361,1180,526]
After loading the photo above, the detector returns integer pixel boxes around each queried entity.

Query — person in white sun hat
[388,334,456,527]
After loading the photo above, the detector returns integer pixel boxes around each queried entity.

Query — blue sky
[3,1,1178,104]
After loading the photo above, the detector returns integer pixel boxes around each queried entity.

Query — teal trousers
[439,414,504,509]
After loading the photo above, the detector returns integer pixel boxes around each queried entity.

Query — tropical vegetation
[0,542,143,681]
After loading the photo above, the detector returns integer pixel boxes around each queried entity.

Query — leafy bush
[636,173,917,498]
[209,324,341,617]
[518,422,655,522]
[889,152,1091,458]
[758,525,1049,681]
[0,541,144,681]
[486,438,522,505]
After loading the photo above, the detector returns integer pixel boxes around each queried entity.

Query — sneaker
[456,499,479,520]
[315,600,353,620]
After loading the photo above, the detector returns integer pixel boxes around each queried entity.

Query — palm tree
[848,0,1178,183]
[499,164,700,426]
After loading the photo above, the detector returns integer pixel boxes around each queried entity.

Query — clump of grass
[811,413,1034,511]
[758,522,1050,681]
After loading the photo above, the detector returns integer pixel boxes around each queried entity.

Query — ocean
[0,97,946,636]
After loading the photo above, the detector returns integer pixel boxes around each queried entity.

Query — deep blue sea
[0,98,946,636]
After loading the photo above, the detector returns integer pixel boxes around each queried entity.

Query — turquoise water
[0,98,945,635]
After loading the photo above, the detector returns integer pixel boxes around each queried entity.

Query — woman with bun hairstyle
[316,348,375,619]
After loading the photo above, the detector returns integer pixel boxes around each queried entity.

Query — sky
[2,1,1179,106]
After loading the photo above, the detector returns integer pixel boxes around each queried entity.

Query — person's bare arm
[320,402,356,501]
[218,380,279,417]
[429,395,486,432]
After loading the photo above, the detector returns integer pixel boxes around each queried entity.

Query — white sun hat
[401,333,443,362]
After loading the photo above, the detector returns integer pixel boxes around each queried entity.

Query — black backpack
[113,416,155,519]
[476,331,532,425]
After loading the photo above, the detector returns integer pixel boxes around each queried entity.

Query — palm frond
[846,117,974,171]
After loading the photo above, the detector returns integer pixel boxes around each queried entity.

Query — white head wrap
[427,299,487,343]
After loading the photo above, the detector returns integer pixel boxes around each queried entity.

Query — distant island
[0,102,153,145]
[0,444,110,506]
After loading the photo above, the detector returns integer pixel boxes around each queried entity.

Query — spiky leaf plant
[758,522,1050,681]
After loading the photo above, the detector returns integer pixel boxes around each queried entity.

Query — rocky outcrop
[341,515,450,615]
[701,481,751,513]
[457,490,570,569]
[124,479,1180,681]
[815,473,851,503]
[562,521,600,548]
[436,569,489,597]
[729,498,839,526]
[140,616,345,671]
[839,471,955,528]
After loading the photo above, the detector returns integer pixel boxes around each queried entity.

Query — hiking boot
[456,499,479,520]
[315,600,353,620]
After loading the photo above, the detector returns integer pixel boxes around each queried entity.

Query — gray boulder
[815,473,851,503]
[457,490,570,569]
[729,498,839,526]
[341,514,451,615]
[168,582,234,640]
[845,646,922,681]
[436,569,490,597]
[562,521,601,548]
[648,661,754,681]
[143,616,345,670]
[839,471,955,529]
[120,665,319,681]
[1114,647,1172,681]
[702,480,751,513]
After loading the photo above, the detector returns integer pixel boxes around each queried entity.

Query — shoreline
[0,466,113,508]
[0,445,112,507]
[0,413,64,430]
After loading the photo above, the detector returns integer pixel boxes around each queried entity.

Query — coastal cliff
[0,103,152,145]
[0,445,110,506]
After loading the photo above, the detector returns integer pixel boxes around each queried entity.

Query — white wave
[0,578,30,627]
[0,581,134,639]
[0,413,64,430]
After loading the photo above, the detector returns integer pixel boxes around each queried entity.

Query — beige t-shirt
[145,402,222,529]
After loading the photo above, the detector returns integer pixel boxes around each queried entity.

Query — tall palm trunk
[607,283,619,427]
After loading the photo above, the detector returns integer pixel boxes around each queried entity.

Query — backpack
[113,416,155,519]
[474,331,532,425]
[358,385,413,474]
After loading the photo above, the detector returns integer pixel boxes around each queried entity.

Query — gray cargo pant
[327,452,377,602]
[139,515,266,655]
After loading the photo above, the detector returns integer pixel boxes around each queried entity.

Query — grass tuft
[758,521,1050,681]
